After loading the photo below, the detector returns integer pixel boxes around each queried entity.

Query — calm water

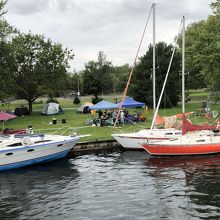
[0,151,220,220]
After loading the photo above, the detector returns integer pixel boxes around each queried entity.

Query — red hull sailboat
[142,138,220,156]
[142,118,220,156]
[142,15,220,156]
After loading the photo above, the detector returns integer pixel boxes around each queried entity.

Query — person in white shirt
[120,110,124,125]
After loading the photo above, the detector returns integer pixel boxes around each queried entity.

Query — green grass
[189,89,207,102]
[1,90,219,142]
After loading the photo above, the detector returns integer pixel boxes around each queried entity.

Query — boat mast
[152,3,156,112]
[150,18,183,129]
[182,16,185,113]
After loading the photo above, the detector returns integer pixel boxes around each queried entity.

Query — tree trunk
[28,99,33,114]
[49,94,53,102]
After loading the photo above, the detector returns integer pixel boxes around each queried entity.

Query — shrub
[92,96,103,104]
[73,96,81,104]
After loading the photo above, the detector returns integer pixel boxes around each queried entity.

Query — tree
[0,0,6,17]
[82,51,113,98]
[129,42,181,108]
[211,0,220,15]
[11,33,74,113]
[37,38,74,100]
[0,0,18,101]
[67,71,82,96]
[0,41,15,101]
[180,2,220,93]
[178,21,207,89]
[112,64,130,93]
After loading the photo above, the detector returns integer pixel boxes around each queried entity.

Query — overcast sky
[5,0,213,72]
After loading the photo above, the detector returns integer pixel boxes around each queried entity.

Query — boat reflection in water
[146,154,220,168]
[146,154,220,219]
[0,159,79,219]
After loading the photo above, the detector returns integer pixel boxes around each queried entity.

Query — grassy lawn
[1,90,219,142]
[188,89,208,102]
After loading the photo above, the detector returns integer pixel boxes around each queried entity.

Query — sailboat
[112,5,184,150]
[142,113,220,156]
[142,128,220,156]
[142,17,220,156]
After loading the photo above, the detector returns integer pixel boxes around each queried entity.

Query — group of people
[92,109,145,126]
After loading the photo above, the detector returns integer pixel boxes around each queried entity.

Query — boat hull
[0,137,79,171]
[142,142,220,156]
[112,134,170,150]
[112,129,181,150]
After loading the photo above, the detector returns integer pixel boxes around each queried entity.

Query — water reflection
[0,159,79,220]
[146,154,220,169]
[0,151,219,220]
[146,154,220,219]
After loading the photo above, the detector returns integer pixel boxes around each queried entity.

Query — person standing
[98,109,103,118]
[120,110,124,125]
[112,110,117,123]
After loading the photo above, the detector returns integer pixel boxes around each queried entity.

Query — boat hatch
[196,139,205,142]
[7,143,22,147]
[34,140,51,144]
[5,152,13,156]
[27,149,34,152]
[165,133,173,135]
[170,138,178,141]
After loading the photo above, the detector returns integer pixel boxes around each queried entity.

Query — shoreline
[68,139,123,157]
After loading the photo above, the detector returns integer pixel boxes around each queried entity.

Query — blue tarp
[89,100,118,110]
[117,98,145,108]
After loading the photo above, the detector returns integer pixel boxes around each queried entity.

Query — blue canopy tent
[117,98,145,108]
[89,100,118,110]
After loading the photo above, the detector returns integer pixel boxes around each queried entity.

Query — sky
[5,0,213,72]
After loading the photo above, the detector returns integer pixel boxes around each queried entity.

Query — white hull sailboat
[112,128,181,150]
[0,134,79,171]
[113,5,184,150]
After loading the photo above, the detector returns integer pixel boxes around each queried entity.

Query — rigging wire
[113,3,154,128]
[150,17,184,129]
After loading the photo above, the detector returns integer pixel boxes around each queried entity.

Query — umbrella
[0,112,17,129]
[0,112,17,121]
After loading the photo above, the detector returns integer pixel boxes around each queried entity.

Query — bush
[92,96,103,104]
[73,96,81,104]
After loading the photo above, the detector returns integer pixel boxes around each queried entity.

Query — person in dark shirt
[98,109,103,118]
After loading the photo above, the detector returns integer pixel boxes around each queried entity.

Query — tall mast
[152,3,156,111]
[182,16,185,113]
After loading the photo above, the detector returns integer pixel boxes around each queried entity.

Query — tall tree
[0,0,18,101]
[181,1,220,93]
[179,21,207,89]
[129,42,181,108]
[82,51,113,98]
[211,0,220,15]
[112,64,130,93]
[11,33,74,113]
[0,0,6,17]
[37,38,74,100]
[66,71,82,95]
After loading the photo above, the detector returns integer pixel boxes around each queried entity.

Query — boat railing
[34,126,72,136]
[33,126,91,138]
